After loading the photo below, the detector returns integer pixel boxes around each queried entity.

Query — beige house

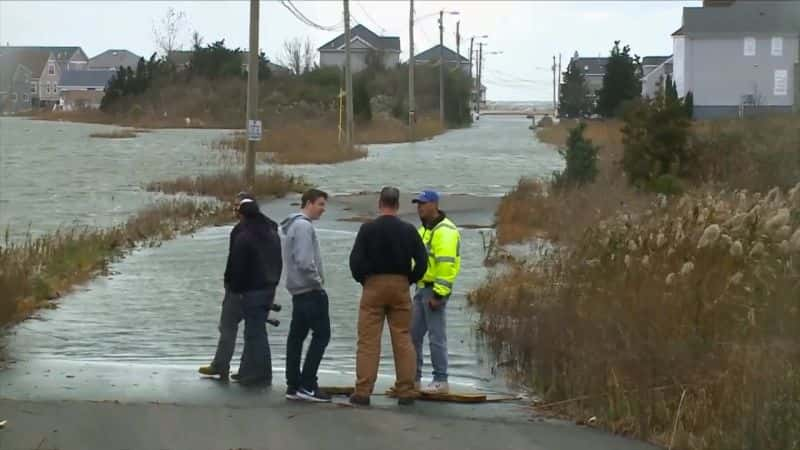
[318,24,401,73]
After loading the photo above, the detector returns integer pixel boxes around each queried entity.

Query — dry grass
[145,169,309,201]
[89,129,137,139]
[472,185,800,449]
[0,200,230,326]
[210,127,367,165]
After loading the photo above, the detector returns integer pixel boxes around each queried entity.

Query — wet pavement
[0,117,660,449]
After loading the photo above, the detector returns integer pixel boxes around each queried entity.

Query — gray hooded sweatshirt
[280,213,324,295]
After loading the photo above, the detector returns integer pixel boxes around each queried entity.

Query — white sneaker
[421,381,449,394]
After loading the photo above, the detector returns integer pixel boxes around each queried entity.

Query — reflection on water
[1,115,561,388]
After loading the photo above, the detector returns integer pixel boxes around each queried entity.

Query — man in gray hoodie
[280,188,332,403]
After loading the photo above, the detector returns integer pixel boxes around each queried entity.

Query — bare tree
[153,8,187,56]
[281,37,315,76]
[191,31,204,50]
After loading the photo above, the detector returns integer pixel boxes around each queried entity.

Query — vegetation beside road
[0,200,231,327]
[475,83,800,449]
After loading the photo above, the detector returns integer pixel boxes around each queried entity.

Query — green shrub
[621,94,691,189]
[553,122,599,187]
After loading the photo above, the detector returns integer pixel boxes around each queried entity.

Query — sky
[0,1,699,101]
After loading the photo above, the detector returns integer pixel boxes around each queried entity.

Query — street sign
[247,119,262,141]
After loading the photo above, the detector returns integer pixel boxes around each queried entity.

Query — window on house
[744,37,756,56]
[48,64,55,75]
[774,69,788,96]
[23,94,29,102]
[771,37,783,56]
[11,93,17,101]
[31,83,36,93]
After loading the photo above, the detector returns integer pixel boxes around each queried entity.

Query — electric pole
[468,37,474,111]
[244,0,259,187]
[344,0,354,147]
[408,0,415,140]
[552,55,557,113]
[439,10,445,126]
[476,42,483,114]
[557,53,562,115]
[456,21,460,58]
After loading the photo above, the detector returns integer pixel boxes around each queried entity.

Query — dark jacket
[349,215,428,285]
[226,213,283,294]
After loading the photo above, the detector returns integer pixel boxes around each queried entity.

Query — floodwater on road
[0,115,561,391]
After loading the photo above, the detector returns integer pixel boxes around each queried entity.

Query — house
[672,0,800,118]
[57,69,115,110]
[0,46,89,107]
[641,56,674,98]
[570,54,608,98]
[88,49,141,71]
[0,50,35,113]
[415,45,470,74]
[318,24,401,72]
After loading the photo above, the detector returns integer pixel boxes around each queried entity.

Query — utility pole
[476,42,483,114]
[408,0,415,140]
[244,0,259,187]
[344,0,353,147]
[557,53,562,114]
[468,37,474,79]
[468,37,474,111]
[439,10,445,126]
[552,55,557,113]
[456,21,460,58]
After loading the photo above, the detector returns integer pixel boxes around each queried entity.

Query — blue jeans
[212,287,275,381]
[285,290,331,391]
[411,286,448,382]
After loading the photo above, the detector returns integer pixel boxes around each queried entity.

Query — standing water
[0,116,561,389]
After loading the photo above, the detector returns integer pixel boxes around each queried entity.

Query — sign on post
[247,119,262,141]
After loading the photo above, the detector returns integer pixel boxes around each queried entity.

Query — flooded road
[1,116,560,390]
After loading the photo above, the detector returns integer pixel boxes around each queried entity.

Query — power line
[280,0,342,31]
[355,1,386,34]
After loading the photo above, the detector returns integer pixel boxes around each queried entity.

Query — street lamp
[437,10,459,126]
[469,34,488,79]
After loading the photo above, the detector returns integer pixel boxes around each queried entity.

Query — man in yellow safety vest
[411,190,461,394]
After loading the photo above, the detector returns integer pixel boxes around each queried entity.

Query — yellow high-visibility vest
[418,216,461,297]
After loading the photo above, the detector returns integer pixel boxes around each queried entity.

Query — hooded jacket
[226,213,282,294]
[280,213,324,295]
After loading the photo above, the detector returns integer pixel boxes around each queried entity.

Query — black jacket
[226,213,283,294]
[349,215,428,285]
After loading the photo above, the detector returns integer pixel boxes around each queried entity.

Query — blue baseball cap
[412,190,440,204]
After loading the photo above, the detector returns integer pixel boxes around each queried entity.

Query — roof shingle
[318,24,401,52]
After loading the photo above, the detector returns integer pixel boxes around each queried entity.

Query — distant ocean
[484,100,553,111]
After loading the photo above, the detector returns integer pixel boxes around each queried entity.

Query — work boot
[386,381,421,397]
[349,394,371,407]
[198,364,229,381]
[421,381,449,394]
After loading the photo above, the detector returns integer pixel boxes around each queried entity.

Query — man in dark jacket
[199,195,282,385]
[348,187,428,406]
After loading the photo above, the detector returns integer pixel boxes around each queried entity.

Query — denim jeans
[285,290,331,391]
[411,286,448,382]
[211,287,275,381]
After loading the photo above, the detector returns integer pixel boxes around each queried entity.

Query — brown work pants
[355,275,417,398]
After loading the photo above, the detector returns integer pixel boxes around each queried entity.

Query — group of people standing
[199,187,461,406]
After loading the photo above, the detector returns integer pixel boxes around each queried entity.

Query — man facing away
[411,190,461,394]
[199,195,282,385]
[348,187,428,406]
[280,188,332,402]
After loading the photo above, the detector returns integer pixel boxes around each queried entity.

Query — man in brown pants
[348,187,428,406]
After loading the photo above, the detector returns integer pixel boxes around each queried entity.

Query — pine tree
[558,62,591,118]
[596,41,642,118]
[684,91,694,119]
[553,122,600,186]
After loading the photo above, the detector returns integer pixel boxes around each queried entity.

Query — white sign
[772,37,783,56]
[774,70,788,96]
[744,37,756,56]
[247,119,262,141]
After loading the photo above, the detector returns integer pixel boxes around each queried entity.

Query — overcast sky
[0,1,699,101]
